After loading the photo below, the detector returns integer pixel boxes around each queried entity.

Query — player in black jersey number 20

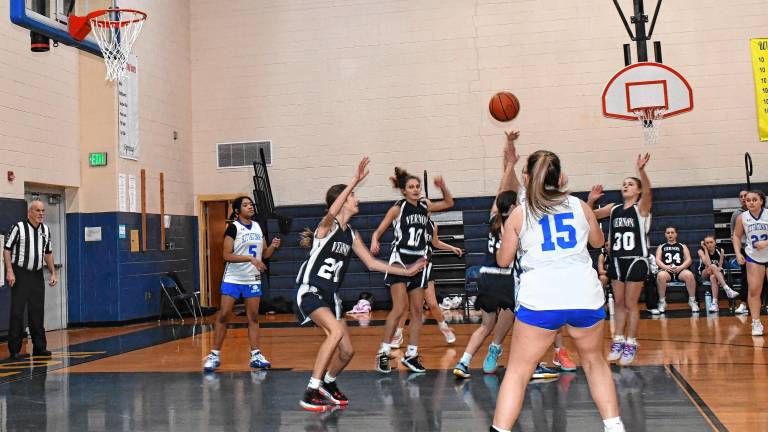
[295,157,425,412]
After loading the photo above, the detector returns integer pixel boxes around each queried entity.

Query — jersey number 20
[539,213,577,251]
[318,258,343,282]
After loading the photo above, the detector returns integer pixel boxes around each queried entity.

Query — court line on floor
[0,325,207,385]
[666,365,728,432]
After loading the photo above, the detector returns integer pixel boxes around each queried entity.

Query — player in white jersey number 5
[203,196,281,372]
[490,150,625,432]
[732,190,768,336]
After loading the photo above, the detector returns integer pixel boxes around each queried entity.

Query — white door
[24,191,68,331]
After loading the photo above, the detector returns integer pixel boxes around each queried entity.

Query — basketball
[489,92,520,122]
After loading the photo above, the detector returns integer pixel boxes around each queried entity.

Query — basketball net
[88,9,146,81]
[632,107,666,145]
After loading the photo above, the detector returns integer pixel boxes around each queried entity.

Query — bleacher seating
[259,182,768,311]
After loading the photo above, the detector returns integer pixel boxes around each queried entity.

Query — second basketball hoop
[602,62,693,145]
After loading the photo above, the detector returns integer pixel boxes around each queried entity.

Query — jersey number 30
[539,213,577,251]
[318,258,344,282]
[613,232,636,251]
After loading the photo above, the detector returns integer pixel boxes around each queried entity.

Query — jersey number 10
[539,213,577,251]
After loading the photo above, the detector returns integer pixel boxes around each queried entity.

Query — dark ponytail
[390,167,420,190]
[525,150,568,220]
[491,190,518,235]
[300,184,349,248]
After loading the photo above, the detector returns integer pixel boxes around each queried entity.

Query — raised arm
[581,200,605,248]
[316,157,370,240]
[733,214,745,265]
[352,234,424,276]
[492,131,521,215]
[370,206,400,255]
[636,153,652,216]
[497,206,523,267]
[427,176,454,213]
[587,184,614,220]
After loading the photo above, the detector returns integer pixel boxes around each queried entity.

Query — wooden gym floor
[0,303,765,431]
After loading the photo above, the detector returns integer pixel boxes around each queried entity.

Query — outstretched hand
[354,156,370,183]
[434,176,446,189]
[588,184,605,204]
[504,130,520,142]
[636,153,651,171]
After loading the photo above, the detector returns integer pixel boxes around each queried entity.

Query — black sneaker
[400,354,426,373]
[319,381,348,405]
[299,387,333,412]
[375,352,391,374]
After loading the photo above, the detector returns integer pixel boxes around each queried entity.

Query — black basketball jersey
[296,220,355,293]
[660,242,684,266]
[392,198,430,257]
[698,248,722,272]
[608,204,650,258]
[425,219,436,256]
[484,214,503,268]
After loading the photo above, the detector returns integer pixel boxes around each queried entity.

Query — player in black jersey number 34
[294,157,425,412]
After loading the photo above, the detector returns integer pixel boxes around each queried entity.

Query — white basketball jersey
[517,195,604,310]
[743,209,768,263]
[223,220,264,284]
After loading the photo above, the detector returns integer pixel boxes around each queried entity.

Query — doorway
[24,188,67,331]
[203,200,230,308]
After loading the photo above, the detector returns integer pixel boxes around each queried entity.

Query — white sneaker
[723,285,739,299]
[688,299,700,313]
[203,353,220,372]
[735,303,749,315]
[752,320,764,336]
[439,298,454,310]
[657,299,667,314]
[708,303,719,313]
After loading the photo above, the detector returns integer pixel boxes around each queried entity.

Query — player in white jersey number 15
[489,150,625,432]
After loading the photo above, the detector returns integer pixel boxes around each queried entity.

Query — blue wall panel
[68,212,197,324]
[0,198,28,333]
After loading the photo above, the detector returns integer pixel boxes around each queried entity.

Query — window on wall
[217,141,272,168]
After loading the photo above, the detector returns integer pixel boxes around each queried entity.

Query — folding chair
[159,276,201,322]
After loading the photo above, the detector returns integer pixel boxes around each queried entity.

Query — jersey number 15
[539,213,577,251]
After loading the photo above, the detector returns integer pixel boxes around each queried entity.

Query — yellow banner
[751,38,768,141]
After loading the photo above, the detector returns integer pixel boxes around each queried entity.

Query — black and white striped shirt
[3,221,53,271]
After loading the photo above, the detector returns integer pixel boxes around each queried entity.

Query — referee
[3,200,57,360]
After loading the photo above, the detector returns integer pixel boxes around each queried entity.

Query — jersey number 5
[751,234,768,249]
[318,258,344,282]
[539,213,577,251]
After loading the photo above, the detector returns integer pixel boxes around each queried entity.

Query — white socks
[626,337,637,346]
[379,342,391,355]
[308,377,322,389]
[603,416,625,432]
[406,345,418,357]
[324,372,336,383]
[438,321,448,329]
[460,352,472,365]
[613,335,625,343]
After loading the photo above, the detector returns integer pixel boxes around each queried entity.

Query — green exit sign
[89,152,108,167]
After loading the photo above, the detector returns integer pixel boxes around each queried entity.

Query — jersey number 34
[539,213,577,251]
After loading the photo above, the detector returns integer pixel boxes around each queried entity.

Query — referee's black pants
[8,265,47,355]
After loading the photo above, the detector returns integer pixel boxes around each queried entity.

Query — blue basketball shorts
[516,305,605,331]
[221,281,262,299]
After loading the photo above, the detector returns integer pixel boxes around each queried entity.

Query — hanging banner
[118,54,140,159]
[750,38,768,141]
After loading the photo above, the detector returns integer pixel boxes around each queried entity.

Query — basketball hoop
[633,107,666,145]
[69,8,147,82]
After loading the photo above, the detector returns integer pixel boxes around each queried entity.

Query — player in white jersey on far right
[732,190,768,336]
[490,150,624,432]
